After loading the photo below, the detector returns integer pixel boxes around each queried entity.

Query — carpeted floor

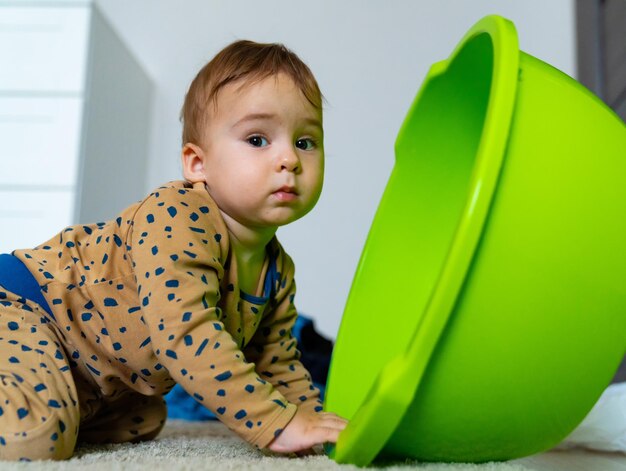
[1,419,624,471]
[0,420,530,471]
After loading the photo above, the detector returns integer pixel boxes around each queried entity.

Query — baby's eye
[247,135,268,147]
[295,138,316,151]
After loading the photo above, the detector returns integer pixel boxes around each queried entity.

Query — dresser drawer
[0,189,74,253]
[0,6,90,92]
[0,96,83,186]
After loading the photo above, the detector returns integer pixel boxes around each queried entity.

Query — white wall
[94,0,576,339]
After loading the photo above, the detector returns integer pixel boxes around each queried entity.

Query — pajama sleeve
[243,250,324,417]
[127,186,297,448]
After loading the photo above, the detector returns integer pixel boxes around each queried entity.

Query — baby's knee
[79,394,167,444]
[132,395,167,441]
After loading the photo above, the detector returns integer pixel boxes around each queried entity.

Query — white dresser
[0,0,152,253]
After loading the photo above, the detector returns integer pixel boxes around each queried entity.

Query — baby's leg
[78,392,166,444]
[0,290,80,461]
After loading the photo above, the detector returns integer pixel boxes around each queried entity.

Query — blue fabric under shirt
[0,253,53,316]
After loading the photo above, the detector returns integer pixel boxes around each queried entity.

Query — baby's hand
[267,407,348,454]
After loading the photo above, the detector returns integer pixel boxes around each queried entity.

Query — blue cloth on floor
[165,313,332,420]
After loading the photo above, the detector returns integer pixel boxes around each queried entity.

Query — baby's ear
[181,143,207,182]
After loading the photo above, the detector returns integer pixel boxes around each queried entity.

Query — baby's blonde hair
[180,40,323,146]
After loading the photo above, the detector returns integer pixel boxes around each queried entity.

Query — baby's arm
[243,250,348,451]
[128,186,298,448]
[243,257,321,414]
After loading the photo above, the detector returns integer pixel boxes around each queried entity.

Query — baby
[0,39,347,461]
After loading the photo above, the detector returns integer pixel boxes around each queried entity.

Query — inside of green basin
[324,16,518,466]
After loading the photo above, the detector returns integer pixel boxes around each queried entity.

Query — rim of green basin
[330,15,520,466]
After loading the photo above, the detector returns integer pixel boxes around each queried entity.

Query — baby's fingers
[309,416,347,444]
[311,423,344,445]
[317,412,349,429]
[267,408,349,454]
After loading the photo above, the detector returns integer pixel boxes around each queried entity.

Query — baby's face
[198,73,324,230]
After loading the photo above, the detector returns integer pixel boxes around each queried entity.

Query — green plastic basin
[324,14,626,465]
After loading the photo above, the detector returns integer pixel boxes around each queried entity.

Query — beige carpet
[0,419,537,471]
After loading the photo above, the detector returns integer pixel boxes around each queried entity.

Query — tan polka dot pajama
[0,181,322,460]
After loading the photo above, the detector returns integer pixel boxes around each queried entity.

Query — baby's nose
[277,147,301,172]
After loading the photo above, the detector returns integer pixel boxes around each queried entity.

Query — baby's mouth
[273,186,299,201]
[275,185,297,195]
